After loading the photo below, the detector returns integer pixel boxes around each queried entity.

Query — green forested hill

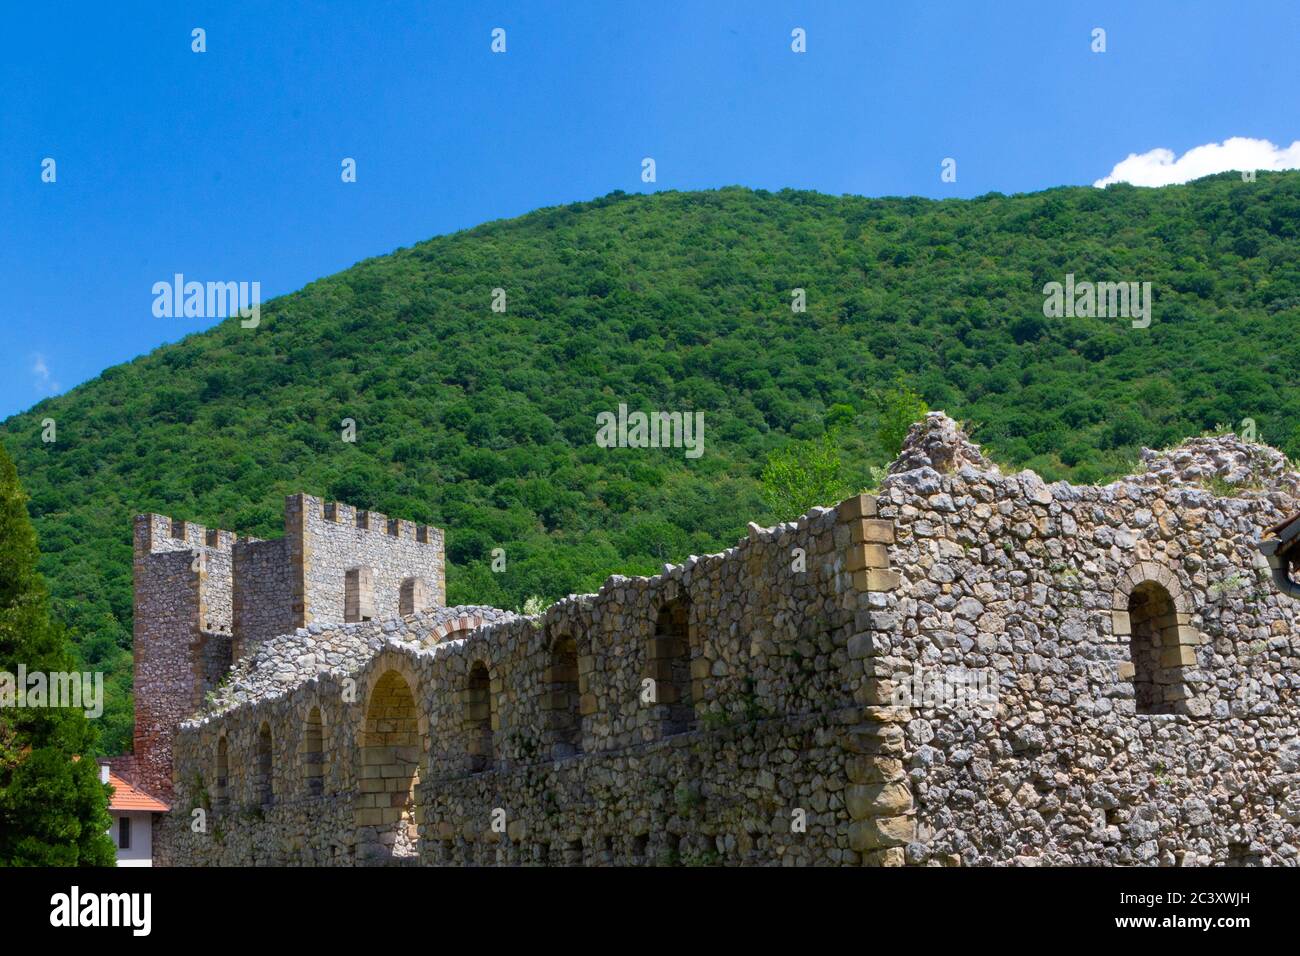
[5,173,1300,753]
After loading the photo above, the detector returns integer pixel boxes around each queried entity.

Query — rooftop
[105,770,170,813]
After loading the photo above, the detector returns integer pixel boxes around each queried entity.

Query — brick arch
[354,655,427,865]
[429,611,489,644]
[355,650,426,722]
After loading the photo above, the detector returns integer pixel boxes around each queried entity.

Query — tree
[760,431,850,521]
[873,375,929,457]
[0,444,115,866]
[1283,423,1300,465]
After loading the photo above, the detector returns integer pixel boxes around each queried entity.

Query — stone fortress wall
[148,415,1300,865]
[131,493,445,800]
[156,494,885,865]
[870,416,1300,865]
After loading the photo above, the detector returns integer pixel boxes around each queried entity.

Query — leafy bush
[760,431,851,521]
[872,376,930,457]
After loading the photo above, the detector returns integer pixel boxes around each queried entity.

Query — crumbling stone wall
[157,502,889,865]
[865,415,1300,865]
[149,418,1300,865]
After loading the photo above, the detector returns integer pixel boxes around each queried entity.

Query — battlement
[308,495,441,544]
[132,493,446,798]
[135,495,446,636]
[134,513,239,557]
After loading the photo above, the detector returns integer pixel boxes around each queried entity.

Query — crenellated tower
[132,493,445,797]
[132,514,237,799]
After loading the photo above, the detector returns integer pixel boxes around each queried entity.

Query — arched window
[544,633,582,758]
[215,736,228,809]
[648,597,695,734]
[1127,580,1189,715]
[356,670,422,863]
[466,661,495,772]
[400,577,429,617]
[345,567,375,622]
[255,722,273,807]
[304,707,324,797]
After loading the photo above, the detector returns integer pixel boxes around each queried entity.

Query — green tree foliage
[3,173,1300,753]
[873,375,930,456]
[0,444,115,865]
[760,431,851,521]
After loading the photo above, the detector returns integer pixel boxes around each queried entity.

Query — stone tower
[132,493,445,797]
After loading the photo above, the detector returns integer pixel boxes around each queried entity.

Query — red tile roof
[106,771,170,813]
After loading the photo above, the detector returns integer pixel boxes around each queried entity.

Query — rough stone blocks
[837,494,879,521]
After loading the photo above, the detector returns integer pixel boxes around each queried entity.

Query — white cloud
[31,353,61,394]
[1093,137,1300,188]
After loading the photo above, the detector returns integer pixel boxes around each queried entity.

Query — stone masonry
[146,415,1300,865]
[132,493,444,799]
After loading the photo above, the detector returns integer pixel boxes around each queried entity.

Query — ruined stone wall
[862,416,1300,866]
[157,501,905,865]
[148,420,1300,866]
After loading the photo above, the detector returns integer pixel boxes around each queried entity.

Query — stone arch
[215,735,228,809]
[254,722,273,807]
[544,631,583,758]
[429,611,490,646]
[1112,562,1201,716]
[466,660,496,772]
[355,661,425,864]
[648,594,696,735]
[303,705,325,797]
[1112,561,1194,619]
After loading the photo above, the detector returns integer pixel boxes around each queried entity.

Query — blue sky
[2,0,1298,419]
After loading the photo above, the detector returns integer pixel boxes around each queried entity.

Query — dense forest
[4,172,1300,754]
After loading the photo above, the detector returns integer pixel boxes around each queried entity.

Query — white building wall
[111,811,155,867]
